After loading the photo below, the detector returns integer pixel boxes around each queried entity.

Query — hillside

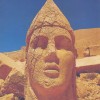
[74,28,100,58]
[4,46,26,62]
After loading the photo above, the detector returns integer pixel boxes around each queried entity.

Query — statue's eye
[54,35,73,51]
[31,36,48,49]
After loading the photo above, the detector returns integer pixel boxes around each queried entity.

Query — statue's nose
[44,52,59,64]
[47,43,56,53]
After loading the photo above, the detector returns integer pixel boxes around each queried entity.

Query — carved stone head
[25,0,77,99]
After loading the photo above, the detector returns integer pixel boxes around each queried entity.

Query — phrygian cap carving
[26,0,75,51]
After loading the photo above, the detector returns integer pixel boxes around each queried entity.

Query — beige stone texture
[4,46,26,62]
[0,53,25,80]
[0,0,100,100]
[26,0,75,53]
[25,0,77,100]
[0,51,100,99]
[76,55,100,74]
[0,72,100,100]
[77,73,100,100]
[2,49,100,75]
[74,28,100,58]
[0,68,25,97]
[0,79,4,89]
[0,93,15,100]
[0,53,25,97]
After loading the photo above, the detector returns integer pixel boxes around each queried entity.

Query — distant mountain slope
[4,47,26,62]
[74,28,100,58]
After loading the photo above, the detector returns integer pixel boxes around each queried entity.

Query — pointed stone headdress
[26,0,75,51]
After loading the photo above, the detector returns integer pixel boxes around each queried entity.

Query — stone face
[25,0,77,100]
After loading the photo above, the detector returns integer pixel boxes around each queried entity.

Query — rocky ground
[77,73,100,100]
[0,73,100,100]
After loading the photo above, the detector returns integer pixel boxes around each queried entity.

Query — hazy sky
[0,0,100,52]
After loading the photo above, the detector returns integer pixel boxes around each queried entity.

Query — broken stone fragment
[0,68,25,97]
[77,73,100,100]
[0,53,25,80]
[0,93,17,100]
[76,55,100,75]
[0,53,25,97]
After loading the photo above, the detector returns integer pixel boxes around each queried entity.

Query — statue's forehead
[30,27,71,41]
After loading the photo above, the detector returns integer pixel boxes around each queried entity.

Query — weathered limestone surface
[0,73,100,100]
[4,46,26,62]
[0,69,25,97]
[25,0,77,100]
[2,49,100,75]
[0,53,100,100]
[76,55,100,74]
[0,53,25,98]
[0,53,25,80]
[77,73,100,100]
[26,0,75,51]
[0,93,16,100]
[0,0,100,100]
[75,28,100,58]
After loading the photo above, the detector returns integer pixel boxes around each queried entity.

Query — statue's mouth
[44,63,59,78]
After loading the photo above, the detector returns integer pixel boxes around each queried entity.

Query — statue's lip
[44,63,59,71]
[44,63,59,78]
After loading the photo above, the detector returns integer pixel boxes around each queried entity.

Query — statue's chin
[31,77,68,96]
